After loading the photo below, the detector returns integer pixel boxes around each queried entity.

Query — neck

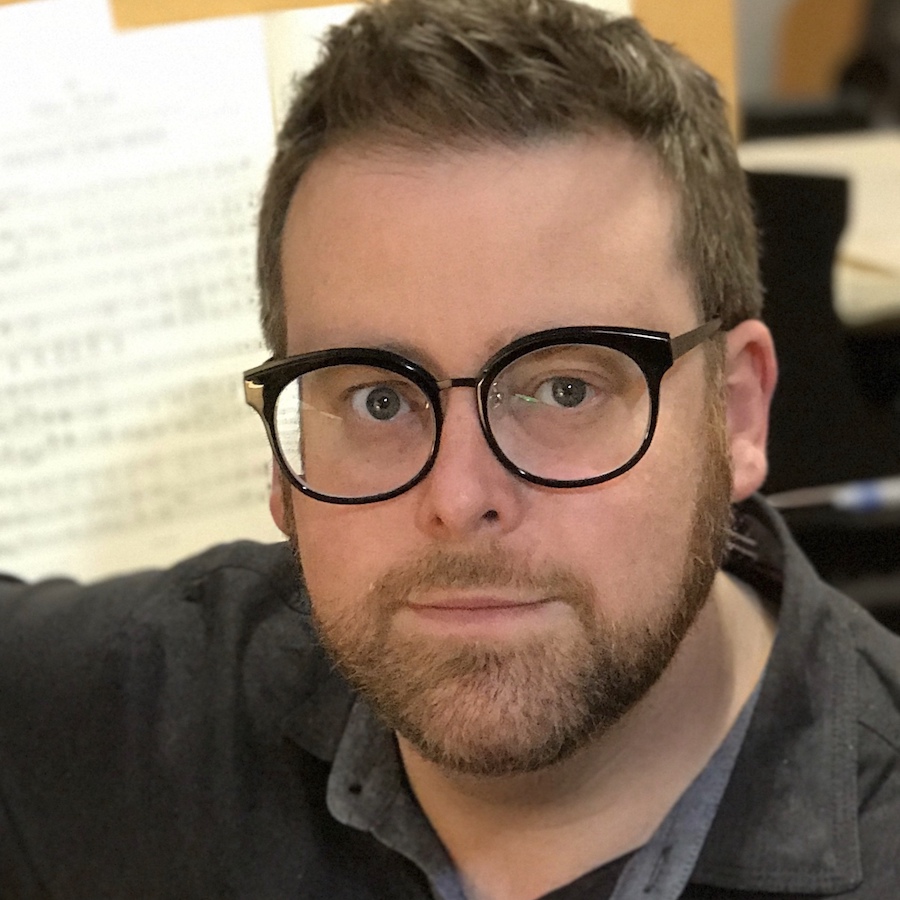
[397,571,776,900]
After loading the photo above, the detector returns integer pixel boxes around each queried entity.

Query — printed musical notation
[0,0,286,581]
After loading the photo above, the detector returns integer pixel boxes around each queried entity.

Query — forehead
[279,135,695,364]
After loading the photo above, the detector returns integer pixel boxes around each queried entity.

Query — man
[1,1,898,897]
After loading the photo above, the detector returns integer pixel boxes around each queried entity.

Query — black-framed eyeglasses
[243,320,721,505]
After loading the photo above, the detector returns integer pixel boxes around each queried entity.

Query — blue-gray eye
[536,377,589,408]
[351,385,407,421]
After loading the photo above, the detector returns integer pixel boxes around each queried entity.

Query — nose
[412,383,525,540]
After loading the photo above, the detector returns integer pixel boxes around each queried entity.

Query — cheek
[555,491,692,609]
[547,434,705,618]
[291,495,399,610]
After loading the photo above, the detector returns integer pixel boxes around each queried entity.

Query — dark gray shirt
[1,496,899,898]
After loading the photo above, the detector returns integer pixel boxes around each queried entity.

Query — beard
[286,391,733,778]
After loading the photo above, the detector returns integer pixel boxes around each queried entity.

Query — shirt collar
[327,698,464,900]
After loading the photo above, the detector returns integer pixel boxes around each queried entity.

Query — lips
[394,593,568,636]
[405,593,552,612]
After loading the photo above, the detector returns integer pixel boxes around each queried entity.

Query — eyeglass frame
[243,318,722,505]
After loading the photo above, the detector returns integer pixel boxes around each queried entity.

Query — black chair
[748,170,900,629]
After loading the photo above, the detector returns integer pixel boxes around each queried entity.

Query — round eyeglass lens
[485,343,652,482]
[273,364,436,499]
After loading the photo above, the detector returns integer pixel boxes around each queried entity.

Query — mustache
[366,545,596,612]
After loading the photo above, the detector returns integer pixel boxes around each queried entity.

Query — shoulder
[0,539,302,627]
[832,593,900,894]
[839,587,900,816]
[772,505,900,770]
[832,587,900,749]
[700,498,900,895]
[0,543,359,896]
[781,537,900,892]
[0,540,302,667]
[795,568,900,755]
[0,541,327,745]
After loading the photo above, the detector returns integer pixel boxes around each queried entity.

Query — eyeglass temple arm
[670,318,722,360]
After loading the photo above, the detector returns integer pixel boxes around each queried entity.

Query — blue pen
[767,476,900,511]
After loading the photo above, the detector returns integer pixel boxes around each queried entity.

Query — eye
[533,376,591,409]
[349,384,410,421]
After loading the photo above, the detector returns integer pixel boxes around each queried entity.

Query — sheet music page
[0,0,285,582]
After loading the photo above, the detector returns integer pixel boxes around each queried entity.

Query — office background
[1,0,897,623]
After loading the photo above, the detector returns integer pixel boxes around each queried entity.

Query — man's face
[272,135,734,776]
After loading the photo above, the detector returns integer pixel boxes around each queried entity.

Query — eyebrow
[365,339,445,374]
[308,324,572,376]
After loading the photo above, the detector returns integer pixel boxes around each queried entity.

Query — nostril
[483,509,499,522]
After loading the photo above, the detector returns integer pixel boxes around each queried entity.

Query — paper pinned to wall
[0,0,285,582]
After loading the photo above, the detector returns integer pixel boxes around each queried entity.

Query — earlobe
[724,320,778,502]
[269,459,290,536]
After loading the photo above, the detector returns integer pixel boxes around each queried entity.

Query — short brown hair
[257,0,762,356]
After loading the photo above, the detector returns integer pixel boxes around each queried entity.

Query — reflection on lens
[487,344,651,481]
[274,364,436,499]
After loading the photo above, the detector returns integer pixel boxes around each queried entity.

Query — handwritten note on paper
[0,0,284,582]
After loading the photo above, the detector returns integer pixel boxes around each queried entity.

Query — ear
[724,319,778,502]
[268,458,291,536]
